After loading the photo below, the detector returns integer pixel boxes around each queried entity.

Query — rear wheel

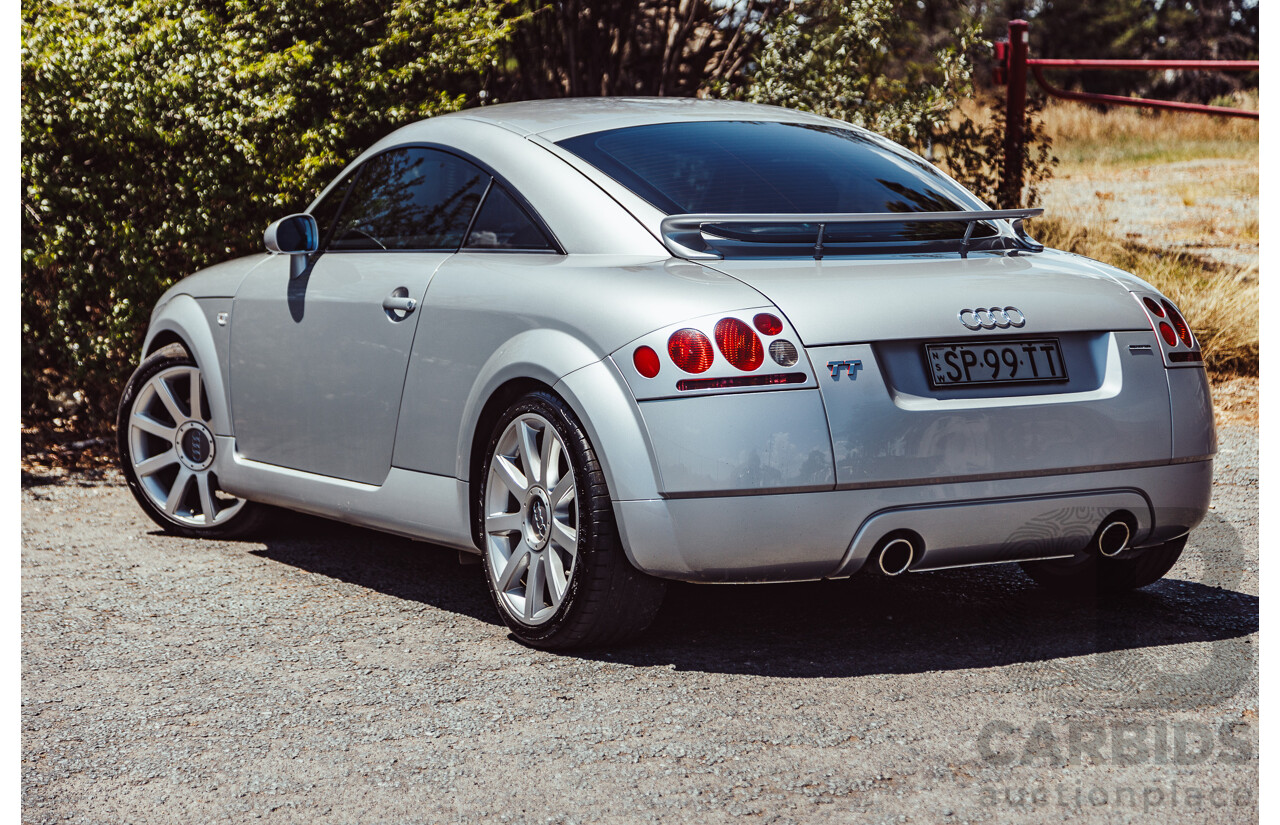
[118,345,267,538]
[1019,536,1187,595]
[478,391,665,649]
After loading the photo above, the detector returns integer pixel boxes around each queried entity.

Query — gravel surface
[22,426,1258,824]
[1041,158,1258,272]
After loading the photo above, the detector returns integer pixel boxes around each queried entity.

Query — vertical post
[1003,19,1029,208]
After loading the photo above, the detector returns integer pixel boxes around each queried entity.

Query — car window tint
[328,148,487,251]
[463,184,555,251]
[559,121,995,241]
[308,170,357,246]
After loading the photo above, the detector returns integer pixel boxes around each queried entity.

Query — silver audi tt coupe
[118,98,1215,648]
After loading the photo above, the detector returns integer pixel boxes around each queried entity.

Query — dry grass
[1033,216,1258,377]
[1039,99,1258,169]
[1029,97,1258,381]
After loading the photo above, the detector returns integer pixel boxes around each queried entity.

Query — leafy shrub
[22,0,512,429]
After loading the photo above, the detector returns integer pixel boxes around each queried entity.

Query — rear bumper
[613,459,1212,582]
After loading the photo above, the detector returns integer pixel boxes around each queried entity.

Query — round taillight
[1158,322,1178,347]
[633,346,661,378]
[1143,296,1165,317]
[714,318,764,371]
[769,339,799,367]
[1162,300,1194,348]
[753,313,784,336]
[668,329,714,374]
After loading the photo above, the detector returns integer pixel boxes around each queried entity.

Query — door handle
[382,295,417,312]
[383,290,417,320]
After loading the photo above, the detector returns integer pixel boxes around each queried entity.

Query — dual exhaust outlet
[868,513,1134,576]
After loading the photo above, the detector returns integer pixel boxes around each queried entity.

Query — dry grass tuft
[1041,99,1257,144]
[1039,100,1258,169]
[1033,216,1258,378]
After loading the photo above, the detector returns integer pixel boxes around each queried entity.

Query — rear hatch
[703,251,1173,488]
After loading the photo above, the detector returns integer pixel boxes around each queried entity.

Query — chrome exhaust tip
[877,537,916,576]
[1096,520,1132,558]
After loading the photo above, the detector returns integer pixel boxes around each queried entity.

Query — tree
[1023,0,1259,100]
[724,0,1055,207]
[22,0,514,428]
[492,0,787,99]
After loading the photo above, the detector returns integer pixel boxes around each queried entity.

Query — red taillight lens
[667,329,714,373]
[1162,300,1194,348]
[753,313,784,336]
[714,318,764,371]
[1143,297,1165,317]
[1158,322,1178,347]
[633,345,660,378]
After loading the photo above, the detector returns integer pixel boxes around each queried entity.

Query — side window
[308,170,357,247]
[464,184,556,251]
[328,148,487,251]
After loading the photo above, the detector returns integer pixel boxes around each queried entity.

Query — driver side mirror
[264,214,319,255]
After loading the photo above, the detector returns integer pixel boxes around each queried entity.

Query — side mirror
[264,214,319,255]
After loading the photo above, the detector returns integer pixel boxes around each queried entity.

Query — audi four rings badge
[959,306,1026,330]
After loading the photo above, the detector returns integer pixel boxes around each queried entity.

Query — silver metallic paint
[389,253,766,479]
[812,332,1174,489]
[700,250,1150,346]
[1168,366,1218,460]
[217,437,475,548]
[230,252,448,485]
[613,460,1211,581]
[141,294,235,437]
[637,390,835,495]
[131,98,1216,584]
[840,489,1153,572]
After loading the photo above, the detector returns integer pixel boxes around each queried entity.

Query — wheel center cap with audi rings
[525,487,551,548]
[176,421,215,471]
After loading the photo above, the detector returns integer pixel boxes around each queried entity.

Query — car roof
[429,96,841,141]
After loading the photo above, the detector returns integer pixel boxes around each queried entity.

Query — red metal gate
[995,19,1259,207]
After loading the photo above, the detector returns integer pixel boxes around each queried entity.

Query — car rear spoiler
[659,208,1045,260]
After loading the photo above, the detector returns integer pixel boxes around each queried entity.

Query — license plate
[924,339,1068,387]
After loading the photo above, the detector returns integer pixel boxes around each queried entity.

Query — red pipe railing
[996,19,1259,207]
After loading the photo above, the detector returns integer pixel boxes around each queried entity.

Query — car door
[229,146,488,485]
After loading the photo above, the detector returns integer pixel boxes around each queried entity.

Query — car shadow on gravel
[249,511,1257,679]
[597,568,1258,678]
[247,510,501,627]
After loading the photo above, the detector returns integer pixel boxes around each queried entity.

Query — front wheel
[478,391,665,649]
[117,345,267,538]
[1019,535,1188,596]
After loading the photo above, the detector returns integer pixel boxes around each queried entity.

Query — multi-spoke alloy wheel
[485,412,579,626]
[478,392,666,649]
[118,345,264,537]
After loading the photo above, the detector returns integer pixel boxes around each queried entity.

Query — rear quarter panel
[389,254,768,483]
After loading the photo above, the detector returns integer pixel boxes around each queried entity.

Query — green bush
[22,0,512,429]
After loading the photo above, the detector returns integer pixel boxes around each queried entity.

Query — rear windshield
[558,121,996,246]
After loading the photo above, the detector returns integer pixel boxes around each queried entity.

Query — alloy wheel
[126,364,245,528]
[484,413,580,626]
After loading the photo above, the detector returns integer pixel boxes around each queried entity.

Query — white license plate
[925,339,1068,387]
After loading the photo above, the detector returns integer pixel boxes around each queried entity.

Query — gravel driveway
[22,425,1258,824]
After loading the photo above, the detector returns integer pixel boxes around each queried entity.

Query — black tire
[117,344,268,539]
[1019,535,1188,596]
[477,390,666,649]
